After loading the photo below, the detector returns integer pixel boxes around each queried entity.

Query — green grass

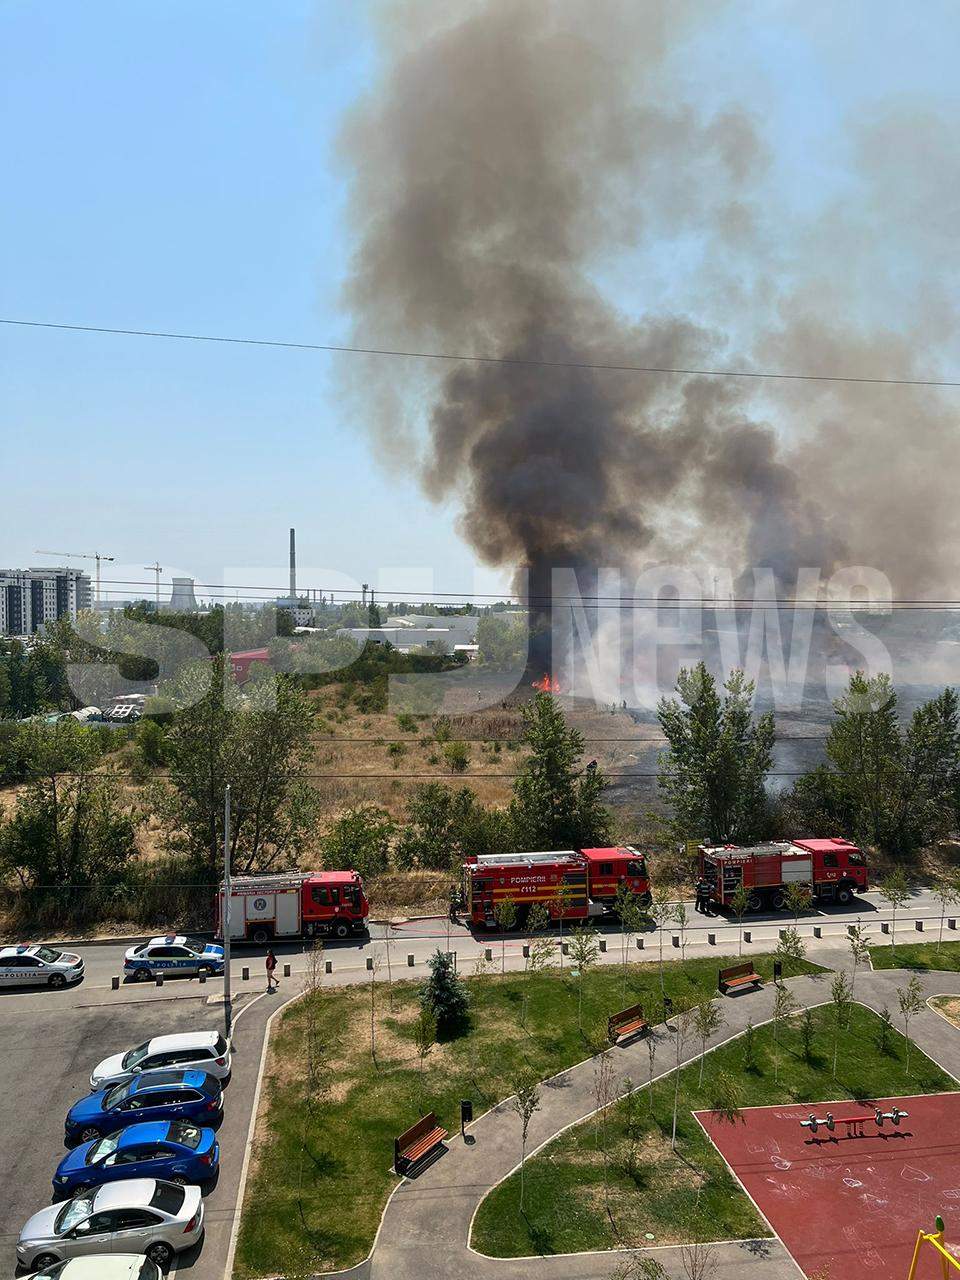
[233,950,819,1277]
[870,939,960,971]
[471,1003,955,1258]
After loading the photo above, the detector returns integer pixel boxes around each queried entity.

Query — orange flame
[532,674,561,693]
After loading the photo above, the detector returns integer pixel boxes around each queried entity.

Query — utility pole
[361,583,369,608]
[222,784,232,1039]
[144,562,163,610]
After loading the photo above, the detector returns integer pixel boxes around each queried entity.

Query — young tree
[525,902,555,974]
[592,1044,616,1207]
[897,973,926,1074]
[511,1070,541,1216]
[847,922,871,998]
[799,1007,815,1064]
[611,1254,668,1280]
[615,883,644,999]
[678,1237,719,1280]
[301,941,329,1099]
[830,971,853,1078]
[368,952,382,1065]
[775,927,807,977]
[729,884,750,957]
[742,1019,757,1073]
[934,876,960,953]
[657,663,775,842]
[772,984,797,1084]
[510,692,612,850]
[550,882,574,970]
[569,924,600,1032]
[671,1009,695,1150]
[709,1070,745,1126]
[675,899,689,964]
[782,881,812,923]
[876,1005,893,1055]
[420,948,470,1034]
[414,1009,437,1102]
[879,868,910,959]
[649,888,674,995]
[692,1001,725,1087]
[645,1026,660,1113]
[494,896,518,974]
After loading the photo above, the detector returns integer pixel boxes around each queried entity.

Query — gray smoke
[339,0,960,604]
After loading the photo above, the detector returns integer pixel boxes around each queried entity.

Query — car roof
[0,944,50,959]
[117,1121,169,1147]
[92,1178,157,1209]
[58,1258,151,1280]
[130,1069,205,1092]
[145,1030,219,1053]
[146,935,189,947]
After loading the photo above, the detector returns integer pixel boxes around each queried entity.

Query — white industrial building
[0,567,92,637]
[337,613,481,656]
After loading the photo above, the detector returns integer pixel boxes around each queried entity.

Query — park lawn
[233,949,819,1277]
[870,939,960,971]
[471,1003,955,1258]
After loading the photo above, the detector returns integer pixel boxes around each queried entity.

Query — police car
[123,936,224,982]
[0,944,84,989]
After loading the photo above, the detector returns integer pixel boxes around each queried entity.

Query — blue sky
[2,1,958,607]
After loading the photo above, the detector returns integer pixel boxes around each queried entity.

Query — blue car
[53,1120,219,1196]
[65,1070,223,1146]
[123,935,225,981]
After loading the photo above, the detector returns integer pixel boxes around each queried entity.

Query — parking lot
[0,979,280,1278]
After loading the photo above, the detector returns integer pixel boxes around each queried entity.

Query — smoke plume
[339,0,960,609]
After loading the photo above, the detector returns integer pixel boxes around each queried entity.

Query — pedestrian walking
[265,948,278,992]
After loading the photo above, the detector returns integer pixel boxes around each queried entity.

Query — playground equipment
[800,1107,908,1138]
[907,1216,960,1278]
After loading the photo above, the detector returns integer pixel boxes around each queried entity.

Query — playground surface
[696,1093,960,1279]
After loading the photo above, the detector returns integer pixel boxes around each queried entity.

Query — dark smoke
[339,0,960,625]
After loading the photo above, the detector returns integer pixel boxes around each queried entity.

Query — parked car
[0,944,84,989]
[65,1071,223,1146]
[90,1031,231,1090]
[22,1255,161,1280]
[54,1120,219,1196]
[123,936,224,982]
[17,1179,203,1272]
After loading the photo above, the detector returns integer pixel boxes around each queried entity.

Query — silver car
[24,1256,161,1280]
[17,1179,203,1272]
[0,944,84,989]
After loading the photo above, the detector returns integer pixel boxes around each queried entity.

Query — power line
[3,315,959,389]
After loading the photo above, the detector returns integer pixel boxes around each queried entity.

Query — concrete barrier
[743,930,752,944]
[847,924,856,936]
[324,959,332,975]
[779,928,787,941]
[881,922,890,935]
[707,932,716,946]
[484,948,493,962]
[636,937,644,950]
[366,957,374,971]
[950,918,957,931]
[813,926,823,939]
[407,954,415,967]
[111,975,120,990]
[283,963,291,977]
[562,942,570,956]
[199,971,206,985]
[915,920,924,932]
[522,945,530,959]
[241,966,249,981]
[599,939,607,953]
[671,935,680,948]
[155,974,163,987]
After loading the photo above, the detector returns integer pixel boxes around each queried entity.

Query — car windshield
[184,937,208,952]
[34,946,62,963]
[121,1041,151,1069]
[848,851,865,865]
[87,1132,122,1164]
[150,1182,185,1214]
[169,1121,202,1149]
[56,1193,95,1233]
[32,1262,67,1279]
[138,1263,157,1280]
[104,1080,135,1107]
[215,1033,228,1055]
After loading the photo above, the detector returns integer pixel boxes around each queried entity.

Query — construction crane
[34,550,115,608]
[144,562,163,610]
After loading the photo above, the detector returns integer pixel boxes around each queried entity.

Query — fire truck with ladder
[217,870,369,944]
[454,846,652,930]
[696,837,868,914]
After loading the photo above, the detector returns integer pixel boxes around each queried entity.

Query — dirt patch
[929,995,960,1029]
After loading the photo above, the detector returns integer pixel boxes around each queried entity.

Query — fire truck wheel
[747,892,763,913]
[772,890,787,910]
[250,926,272,945]
[333,921,351,939]
[836,886,854,906]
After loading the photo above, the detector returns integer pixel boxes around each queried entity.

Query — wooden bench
[394,1112,449,1175]
[719,962,762,995]
[607,1003,649,1044]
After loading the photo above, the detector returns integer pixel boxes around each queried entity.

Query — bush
[135,718,168,769]
[443,740,469,773]
[419,948,469,1034]
[396,712,418,734]
[322,804,395,880]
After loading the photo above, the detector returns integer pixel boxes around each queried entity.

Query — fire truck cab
[218,870,369,943]
[697,836,867,914]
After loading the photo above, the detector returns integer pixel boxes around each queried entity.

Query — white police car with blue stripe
[123,935,225,981]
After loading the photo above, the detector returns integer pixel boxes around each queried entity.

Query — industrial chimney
[289,528,297,600]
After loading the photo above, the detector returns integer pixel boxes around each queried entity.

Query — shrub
[419,949,469,1034]
[443,740,469,773]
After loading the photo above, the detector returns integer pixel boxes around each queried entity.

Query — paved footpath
[323,952,960,1280]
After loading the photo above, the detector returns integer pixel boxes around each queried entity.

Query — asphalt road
[0,882,950,1279]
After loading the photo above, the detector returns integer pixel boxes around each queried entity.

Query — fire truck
[217,870,369,943]
[696,837,868,914]
[455,846,652,929]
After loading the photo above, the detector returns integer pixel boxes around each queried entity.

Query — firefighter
[694,879,711,914]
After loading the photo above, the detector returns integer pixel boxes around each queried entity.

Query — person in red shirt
[265,948,278,992]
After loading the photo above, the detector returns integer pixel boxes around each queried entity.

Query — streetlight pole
[222,784,232,1039]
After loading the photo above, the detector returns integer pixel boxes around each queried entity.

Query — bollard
[324,959,332,974]
[484,948,493,962]
[155,974,163,987]
[445,952,457,972]
[111,974,120,990]
[847,924,856,936]
[241,966,249,981]
[779,929,787,941]
[671,934,680,948]
[950,918,957,931]
[562,942,570,956]
[743,930,752,944]
[813,925,822,939]
[407,954,415,967]
[915,920,924,932]
[366,957,374,971]
[199,971,206,985]
[283,963,291,977]
[522,945,530,959]
[599,939,607,953]
[881,921,890,935]
[636,936,644,950]
[707,932,716,946]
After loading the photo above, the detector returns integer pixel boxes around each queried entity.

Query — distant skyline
[3,2,959,605]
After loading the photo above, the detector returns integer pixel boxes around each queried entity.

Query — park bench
[607,1003,649,1044]
[394,1112,449,1175]
[718,962,762,995]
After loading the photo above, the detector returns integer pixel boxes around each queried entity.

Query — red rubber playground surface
[696,1094,960,1279]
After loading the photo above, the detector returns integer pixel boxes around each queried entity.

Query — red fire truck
[696,837,868,914]
[217,870,369,943]
[455,846,652,929]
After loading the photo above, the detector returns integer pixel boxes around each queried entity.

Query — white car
[90,1030,231,1090]
[123,936,225,981]
[0,944,84,989]
[17,1179,203,1272]
[24,1255,161,1280]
